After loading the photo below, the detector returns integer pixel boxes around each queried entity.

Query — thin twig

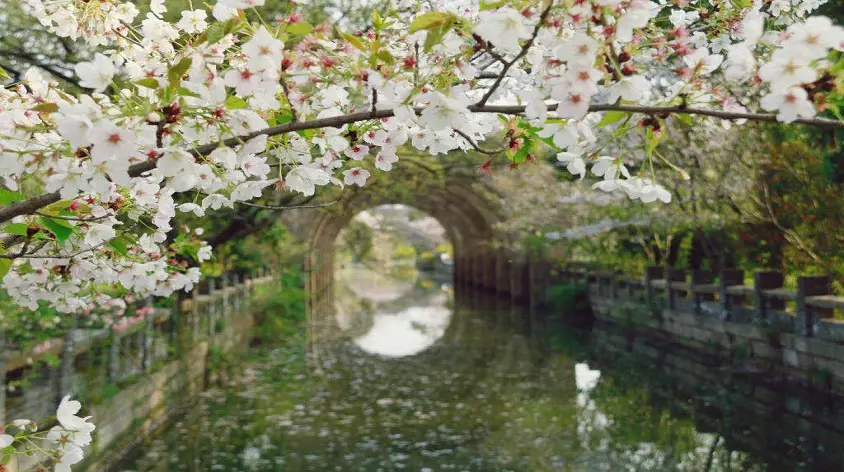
[474,1,554,108]
[279,76,298,122]
[233,198,341,210]
[35,211,110,222]
[452,128,505,155]
[371,89,378,113]
[0,233,120,259]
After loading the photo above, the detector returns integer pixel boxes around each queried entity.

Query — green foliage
[251,265,307,341]
[342,220,374,263]
[545,282,593,328]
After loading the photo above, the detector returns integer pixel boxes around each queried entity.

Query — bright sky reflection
[353,296,452,357]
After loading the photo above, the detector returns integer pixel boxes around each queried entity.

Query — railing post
[221,275,231,318]
[56,317,78,407]
[645,266,663,307]
[207,278,218,337]
[609,272,619,300]
[0,327,6,424]
[753,271,785,324]
[108,327,121,384]
[171,291,183,355]
[666,269,687,311]
[691,270,714,316]
[796,275,831,337]
[232,273,242,314]
[192,281,201,341]
[581,268,590,292]
[719,269,744,321]
[141,298,154,372]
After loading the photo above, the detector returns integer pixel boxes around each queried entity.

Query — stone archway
[304,174,503,323]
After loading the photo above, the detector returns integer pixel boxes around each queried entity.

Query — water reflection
[336,265,452,357]
[114,273,844,472]
[353,298,451,357]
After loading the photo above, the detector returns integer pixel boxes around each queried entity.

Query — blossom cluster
[0,0,841,312]
[0,396,95,471]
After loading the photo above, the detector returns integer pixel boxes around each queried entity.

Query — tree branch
[279,75,298,122]
[0,101,841,225]
[451,128,505,154]
[233,198,340,210]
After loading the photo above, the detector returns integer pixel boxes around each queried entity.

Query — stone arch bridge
[278,155,553,335]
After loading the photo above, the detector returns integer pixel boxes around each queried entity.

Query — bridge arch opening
[332,204,453,357]
[302,175,504,353]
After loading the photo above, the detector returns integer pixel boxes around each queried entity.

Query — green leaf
[376,50,395,65]
[39,217,73,242]
[372,11,384,29]
[480,0,509,10]
[0,65,9,80]
[287,21,313,36]
[0,189,25,205]
[675,113,694,126]
[0,258,10,279]
[176,87,200,98]
[134,78,160,89]
[342,33,366,51]
[30,102,59,114]
[167,57,193,85]
[206,21,227,44]
[225,95,247,110]
[275,113,293,126]
[108,237,129,257]
[598,111,627,127]
[3,223,28,236]
[423,18,454,53]
[409,12,450,33]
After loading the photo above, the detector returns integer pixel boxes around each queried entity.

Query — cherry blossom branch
[1,102,842,226]
[0,232,121,259]
[279,76,298,122]
[475,1,554,108]
[233,198,341,211]
[451,128,506,154]
[34,211,110,222]
[475,103,844,128]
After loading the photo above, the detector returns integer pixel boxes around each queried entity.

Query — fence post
[581,268,590,292]
[190,281,200,341]
[691,270,715,316]
[0,328,6,424]
[221,275,231,318]
[609,272,619,300]
[207,278,218,337]
[232,273,242,314]
[108,327,121,384]
[719,269,745,321]
[796,275,831,337]
[171,291,183,355]
[141,298,154,372]
[753,271,785,324]
[666,269,687,311]
[56,317,79,407]
[645,266,663,307]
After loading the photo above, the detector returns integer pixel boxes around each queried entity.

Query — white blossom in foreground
[0,396,94,471]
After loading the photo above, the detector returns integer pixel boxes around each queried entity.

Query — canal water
[114,270,844,471]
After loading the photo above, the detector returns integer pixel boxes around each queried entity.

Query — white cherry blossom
[474,7,532,55]
[74,54,115,92]
[343,167,370,186]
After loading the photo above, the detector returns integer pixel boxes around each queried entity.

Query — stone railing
[553,264,844,389]
[0,268,275,471]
